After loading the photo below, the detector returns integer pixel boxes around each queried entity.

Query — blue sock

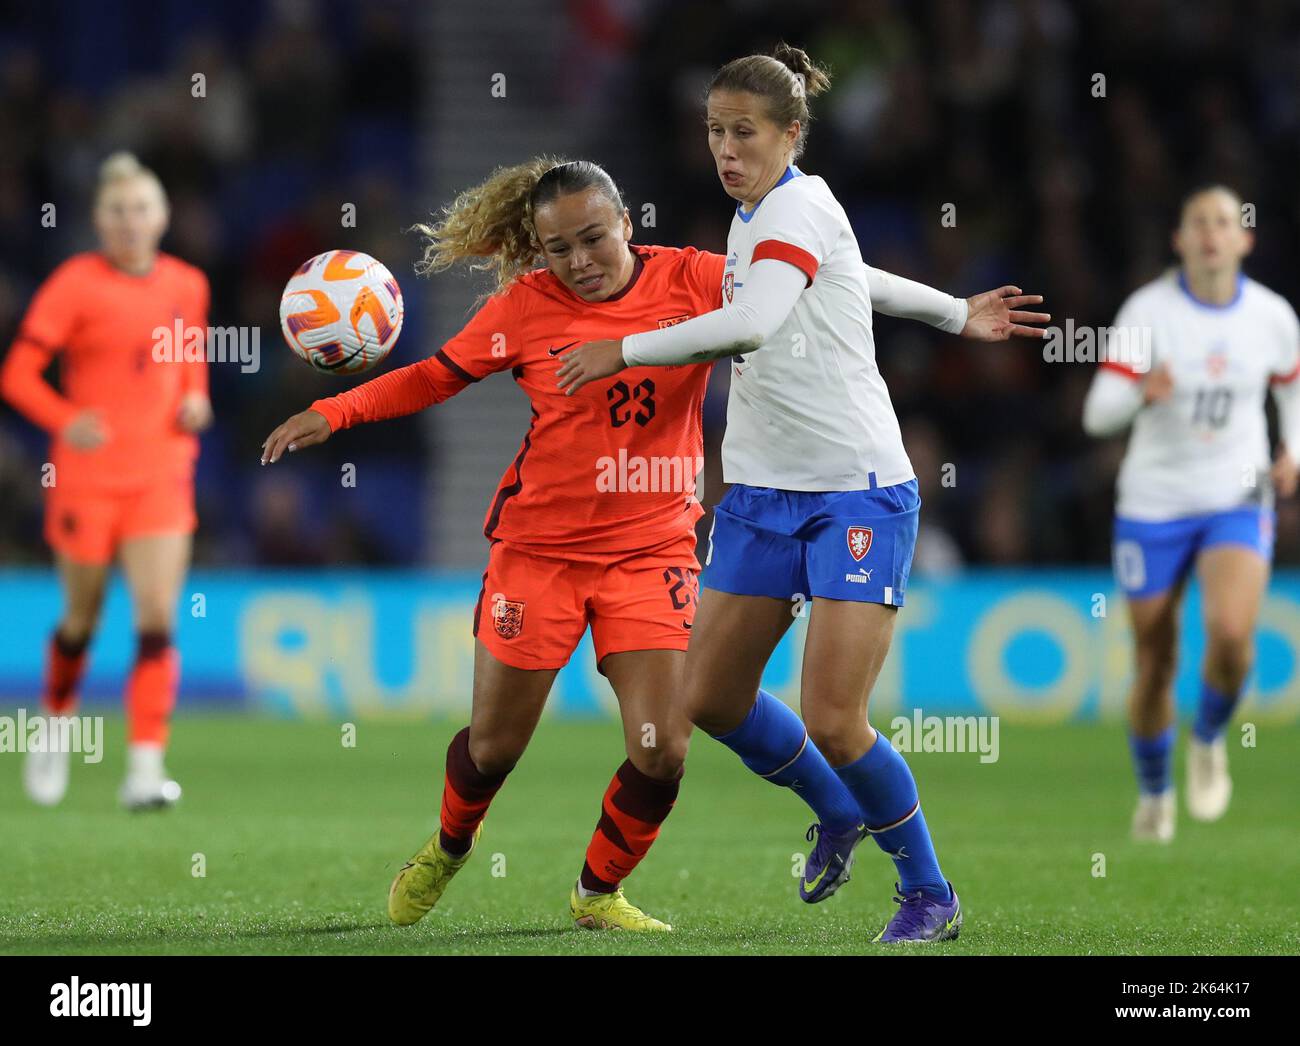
[834,731,949,901]
[711,689,860,833]
[1129,726,1174,794]
[1193,681,1240,744]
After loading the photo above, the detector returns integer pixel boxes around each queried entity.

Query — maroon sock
[439,727,509,855]
[44,628,90,715]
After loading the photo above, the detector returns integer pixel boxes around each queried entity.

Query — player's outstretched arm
[261,350,481,464]
[863,267,1049,340]
[261,409,331,464]
[556,259,806,394]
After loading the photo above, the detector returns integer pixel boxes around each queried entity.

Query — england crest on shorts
[493,598,525,639]
[847,526,873,562]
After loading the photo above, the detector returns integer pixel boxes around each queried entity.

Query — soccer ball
[279,250,404,374]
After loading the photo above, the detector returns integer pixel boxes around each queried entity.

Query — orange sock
[580,760,680,893]
[43,629,89,715]
[125,631,179,746]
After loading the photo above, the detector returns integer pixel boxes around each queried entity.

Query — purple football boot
[872,881,962,943]
[800,821,868,903]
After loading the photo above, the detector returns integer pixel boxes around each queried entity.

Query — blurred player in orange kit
[0,152,213,810]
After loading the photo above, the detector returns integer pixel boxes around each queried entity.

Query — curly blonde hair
[411,157,624,296]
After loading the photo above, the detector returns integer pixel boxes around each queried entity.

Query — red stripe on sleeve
[1100,360,1143,381]
[1271,362,1300,385]
[752,240,818,286]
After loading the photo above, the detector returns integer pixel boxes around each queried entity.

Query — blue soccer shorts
[701,476,919,606]
[1113,505,1274,600]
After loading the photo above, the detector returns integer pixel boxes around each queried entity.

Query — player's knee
[633,736,688,780]
[1206,618,1253,656]
[466,734,523,778]
[1206,627,1253,681]
[135,607,175,635]
[689,704,742,738]
[1134,634,1177,688]
[805,718,868,767]
[63,595,106,635]
[683,682,746,736]
[1136,652,1176,690]
[56,621,96,650]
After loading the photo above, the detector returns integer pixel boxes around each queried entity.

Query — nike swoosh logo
[804,858,839,892]
[682,620,692,630]
[548,341,579,356]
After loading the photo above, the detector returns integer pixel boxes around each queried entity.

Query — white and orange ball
[279,250,404,374]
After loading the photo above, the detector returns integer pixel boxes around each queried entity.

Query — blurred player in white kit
[1084,185,1300,842]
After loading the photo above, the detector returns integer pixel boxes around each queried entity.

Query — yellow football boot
[387,824,481,926]
[569,883,672,931]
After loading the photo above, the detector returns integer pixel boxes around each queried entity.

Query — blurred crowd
[0,0,424,565]
[3,0,1300,570]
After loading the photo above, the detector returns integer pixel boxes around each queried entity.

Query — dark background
[2,0,1298,570]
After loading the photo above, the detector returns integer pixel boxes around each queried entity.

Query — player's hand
[961,286,1050,341]
[555,339,627,395]
[62,409,109,450]
[177,391,213,434]
[261,409,331,464]
[1271,449,1298,498]
[1142,363,1174,405]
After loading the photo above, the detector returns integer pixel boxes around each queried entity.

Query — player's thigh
[600,648,691,780]
[688,493,805,733]
[467,638,557,775]
[1197,544,1269,650]
[118,531,193,632]
[1124,576,1186,690]
[800,598,897,737]
[54,550,112,635]
[682,587,795,734]
[117,475,197,628]
[588,551,696,776]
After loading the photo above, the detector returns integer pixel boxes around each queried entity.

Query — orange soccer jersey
[1,251,210,493]
[311,244,726,557]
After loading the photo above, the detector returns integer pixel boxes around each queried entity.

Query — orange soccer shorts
[473,534,701,671]
[44,471,197,566]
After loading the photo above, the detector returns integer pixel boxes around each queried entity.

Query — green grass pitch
[1,715,1296,955]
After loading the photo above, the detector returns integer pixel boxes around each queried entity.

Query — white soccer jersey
[1102,270,1300,520]
[718,168,914,491]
